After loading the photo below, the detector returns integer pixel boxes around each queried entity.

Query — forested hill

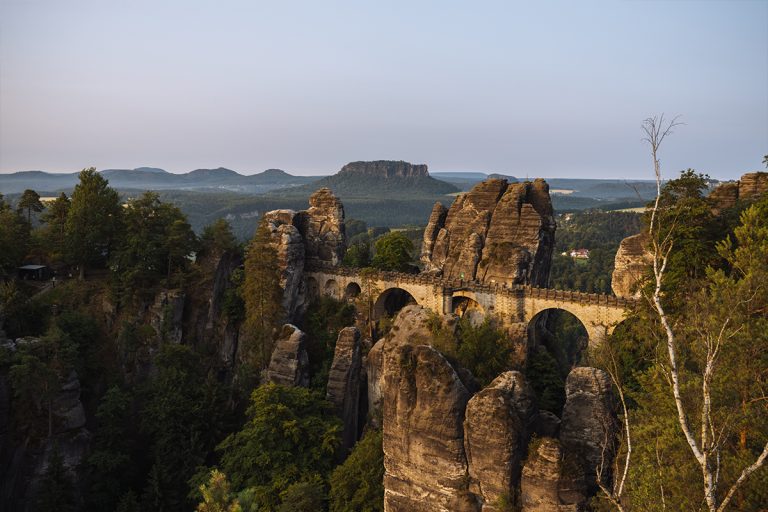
[0,167,319,194]
[268,160,459,198]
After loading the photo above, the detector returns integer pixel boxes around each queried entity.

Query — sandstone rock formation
[266,324,309,387]
[338,160,429,178]
[53,371,86,433]
[421,178,556,287]
[559,367,617,507]
[261,188,346,322]
[611,233,651,298]
[521,437,566,512]
[296,188,346,267]
[263,210,307,320]
[464,371,535,511]
[709,172,768,214]
[383,343,475,512]
[326,326,363,451]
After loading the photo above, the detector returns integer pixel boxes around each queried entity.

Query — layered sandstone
[520,438,566,512]
[296,188,346,266]
[611,233,650,299]
[421,178,556,287]
[266,324,309,387]
[708,172,768,213]
[339,160,429,178]
[262,188,346,322]
[326,327,363,451]
[464,371,535,511]
[559,367,617,507]
[383,343,475,512]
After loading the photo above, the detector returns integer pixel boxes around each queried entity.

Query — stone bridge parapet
[305,263,637,344]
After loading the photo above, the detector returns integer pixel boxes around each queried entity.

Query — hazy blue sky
[1,0,766,179]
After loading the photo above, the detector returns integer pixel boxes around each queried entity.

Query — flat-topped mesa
[421,178,556,287]
[338,160,429,178]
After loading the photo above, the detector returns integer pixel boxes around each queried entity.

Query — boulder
[326,327,363,451]
[421,178,556,287]
[611,233,651,299]
[265,324,309,387]
[559,367,617,507]
[464,371,535,511]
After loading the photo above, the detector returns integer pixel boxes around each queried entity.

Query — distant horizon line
[0,165,755,182]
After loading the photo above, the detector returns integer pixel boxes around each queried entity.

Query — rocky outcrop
[521,438,565,512]
[263,210,307,320]
[421,202,448,267]
[383,343,475,512]
[421,178,556,287]
[366,339,385,429]
[559,367,617,507]
[261,188,346,322]
[374,306,476,511]
[611,233,650,298]
[265,324,309,387]
[339,160,429,179]
[296,188,346,267]
[464,371,535,511]
[709,172,768,213]
[326,327,363,451]
[52,371,86,433]
[149,290,185,344]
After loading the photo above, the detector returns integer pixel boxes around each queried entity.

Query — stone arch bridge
[306,265,636,345]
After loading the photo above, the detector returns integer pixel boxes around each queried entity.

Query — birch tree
[643,114,768,512]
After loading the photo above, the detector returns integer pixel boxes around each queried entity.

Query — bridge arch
[373,287,418,319]
[451,291,485,324]
[324,279,340,299]
[344,281,361,300]
[526,302,614,346]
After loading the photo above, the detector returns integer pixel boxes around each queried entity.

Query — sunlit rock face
[421,178,556,287]
[610,233,651,299]
[709,172,768,214]
[464,371,535,511]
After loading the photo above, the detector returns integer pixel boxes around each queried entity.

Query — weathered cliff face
[559,367,617,507]
[464,371,535,511]
[263,210,307,320]
[339,160,429,178]
[371,305,620,511]
[520,437,566,512]
[296,188,346,267]
[421,178,556,287]
[326,327,363,452]
[709,172,768,214]
[383,343,475,512]
[266,324,309,387]
[261,188,346,322]
[610,233,651,299]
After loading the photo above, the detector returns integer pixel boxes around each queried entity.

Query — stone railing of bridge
[305,263,638,344]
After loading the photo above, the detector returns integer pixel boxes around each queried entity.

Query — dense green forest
[549,210,642,293]
[2,166,766,511]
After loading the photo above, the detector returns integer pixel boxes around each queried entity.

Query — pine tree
[65,168,121,279]
[18,188,44,225]
[242,220,284,370]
